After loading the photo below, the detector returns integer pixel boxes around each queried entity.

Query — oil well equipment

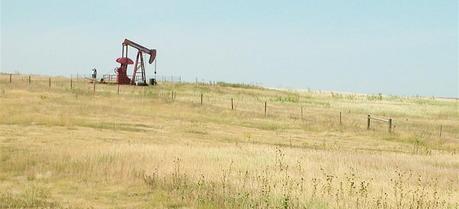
[113,39,157,85]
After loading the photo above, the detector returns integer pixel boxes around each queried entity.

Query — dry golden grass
[0,74,458,209]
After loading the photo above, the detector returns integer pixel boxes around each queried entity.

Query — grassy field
[0,74,458,209]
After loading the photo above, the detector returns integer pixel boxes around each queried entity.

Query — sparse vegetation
[0,74,457,208]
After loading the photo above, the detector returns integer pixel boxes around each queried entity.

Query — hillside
[0,74,458,209]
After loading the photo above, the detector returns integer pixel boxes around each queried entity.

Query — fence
[66,73,184,84]
[2,73,454,138]
[158,75,182,83]
[367,115,392,133]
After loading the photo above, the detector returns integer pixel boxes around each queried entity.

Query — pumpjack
[115,39,157,85]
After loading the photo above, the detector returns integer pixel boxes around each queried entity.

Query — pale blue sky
[1,0,457,97]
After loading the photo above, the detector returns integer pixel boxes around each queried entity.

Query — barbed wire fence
[0,73,457,144]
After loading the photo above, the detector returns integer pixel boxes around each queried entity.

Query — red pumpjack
[115,39,157,85]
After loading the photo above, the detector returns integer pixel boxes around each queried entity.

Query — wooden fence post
[231,98,234,110]
[440,125,443,137]
[340,112,342,125]
[367,115,371,130]
[9,74,12,83]
[264,101,267,117]
[70,77,73,89]
[48,77,51,88]
[200,93,203,105]
[388,118,392,133]
[28,75,31,85]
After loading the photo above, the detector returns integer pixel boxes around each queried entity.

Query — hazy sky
[1,0,457,97]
